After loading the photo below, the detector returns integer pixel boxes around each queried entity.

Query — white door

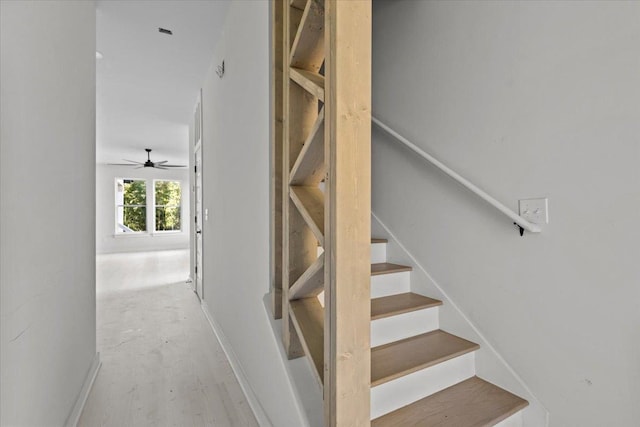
[193,93,204,300]
[194,146,203,299]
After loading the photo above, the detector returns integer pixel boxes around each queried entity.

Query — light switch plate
[205,208,209,221]
[519,198,548,225]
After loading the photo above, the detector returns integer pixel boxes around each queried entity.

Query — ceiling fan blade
[160,164,187,168]
[155,160,168,165]
[154,166,169,170]
[107,163,138,166]
[134,165,144,169]
[123,159,145,165]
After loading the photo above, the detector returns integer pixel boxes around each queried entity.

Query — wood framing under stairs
[277,0,373,424]
[270,1,529,426]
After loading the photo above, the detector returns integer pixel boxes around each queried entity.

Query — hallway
[79,250,258,426]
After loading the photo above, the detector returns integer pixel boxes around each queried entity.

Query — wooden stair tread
[371,330,479,387]
[371,293,442,320]
[318,238,386,247]
[372,376,529,427]
[371,262,412,276]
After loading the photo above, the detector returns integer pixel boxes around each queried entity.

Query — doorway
[193,93,204,300]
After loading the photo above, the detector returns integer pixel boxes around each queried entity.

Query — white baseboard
[261,294,322,427]
[200,300,273,427]
[186,276,195,292]
[65,352,101,427]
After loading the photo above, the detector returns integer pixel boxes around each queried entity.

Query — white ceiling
[96,0,229,165]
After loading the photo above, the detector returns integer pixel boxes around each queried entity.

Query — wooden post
[282,0,319,359]
[270,0,284,319]
[275,0,372,424]
[323,0,372,425]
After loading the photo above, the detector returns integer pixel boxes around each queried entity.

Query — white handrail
[372,117,542,234]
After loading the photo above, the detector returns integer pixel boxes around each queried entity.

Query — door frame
[192,91,204,300]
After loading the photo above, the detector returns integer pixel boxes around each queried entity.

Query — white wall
[371,1,640,426]
[198,1,308,425]
[96,164,190,254]
[0,1,97,425]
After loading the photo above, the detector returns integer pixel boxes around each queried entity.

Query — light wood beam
[270,0,285,320]
[290,107,325,186]
[290,0,325,72]
[290,186,325,246]
[282,0,321,360]
[289,5,304,47]
[290,0,307,11]
[323,0,372,426]
[290,67,325,101]
[289,253,324,300]
[290,297,325,385]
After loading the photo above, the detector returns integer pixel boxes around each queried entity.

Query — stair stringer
[372,212,550,427]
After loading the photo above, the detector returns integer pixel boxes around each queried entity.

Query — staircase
[272,0,530,424]
[368,239,529,425]
[291,240,530,425]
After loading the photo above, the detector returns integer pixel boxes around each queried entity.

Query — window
[154,180,181,232]
[114,178,182,235]
[115,179,147,233]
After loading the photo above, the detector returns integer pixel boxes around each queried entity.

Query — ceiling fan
[108,149,187,170]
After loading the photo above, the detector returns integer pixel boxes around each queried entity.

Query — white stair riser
[317,271,411,305]
[317,242,387,264]
[494,411,524,427]
[371,307,439,347]
[371,352,476,420]
[371,271,410,298]
[370,243,387,264]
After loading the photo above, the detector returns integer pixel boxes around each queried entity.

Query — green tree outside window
[116,179,147,232]
[155,180,181,231]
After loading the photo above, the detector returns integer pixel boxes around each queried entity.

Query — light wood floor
[79,250,258,427]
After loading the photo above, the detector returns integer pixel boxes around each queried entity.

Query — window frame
[152,179,183,234]
[114,177,149,235]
